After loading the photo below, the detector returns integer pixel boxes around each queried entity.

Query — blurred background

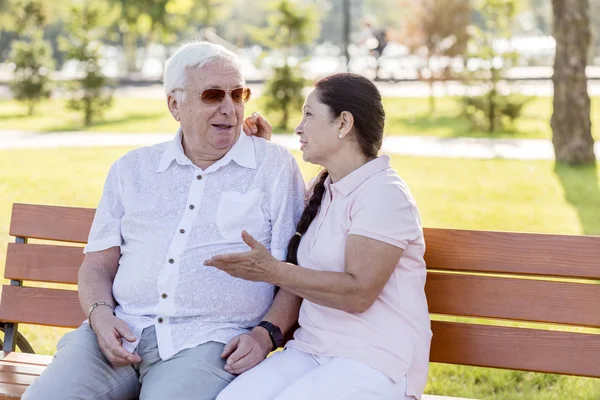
[0,1,599,399]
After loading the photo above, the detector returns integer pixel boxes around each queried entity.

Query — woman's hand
[204,230,281,284]
[243,112,272,141]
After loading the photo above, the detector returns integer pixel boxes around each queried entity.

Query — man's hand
[221,327,273,375]
[91,308,141,366]
[243,112,272,141]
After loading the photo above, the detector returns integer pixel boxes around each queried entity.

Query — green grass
[1,96,599,140]
[1,147,599,399]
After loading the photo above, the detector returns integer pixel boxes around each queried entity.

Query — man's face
[170,62,245,152]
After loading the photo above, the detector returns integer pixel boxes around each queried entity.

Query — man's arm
[78,247,119,314]
[78,247,141,366]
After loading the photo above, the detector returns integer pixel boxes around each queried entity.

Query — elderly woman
[207,73,432,400]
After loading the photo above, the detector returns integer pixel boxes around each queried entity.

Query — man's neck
[181,134,238,170]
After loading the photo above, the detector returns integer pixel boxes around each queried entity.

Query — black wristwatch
[256,321,284,350]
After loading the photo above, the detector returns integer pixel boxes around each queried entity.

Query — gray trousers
[22,324,235,400]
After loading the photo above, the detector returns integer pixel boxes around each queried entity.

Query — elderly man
[23,42,305,400]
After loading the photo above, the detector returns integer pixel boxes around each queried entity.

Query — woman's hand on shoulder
[243,112,272,141]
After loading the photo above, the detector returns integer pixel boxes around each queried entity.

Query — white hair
[163,41,242,102]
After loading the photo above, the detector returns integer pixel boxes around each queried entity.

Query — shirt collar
[156,128,257,173]
[327,155,391,196]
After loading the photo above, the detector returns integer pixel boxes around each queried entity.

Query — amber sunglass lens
[201,89,226,104]
[232,88,251,104]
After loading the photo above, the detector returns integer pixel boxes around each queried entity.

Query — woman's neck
[325,150,373,183]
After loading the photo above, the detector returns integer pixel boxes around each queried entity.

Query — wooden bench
[1,203,599,399]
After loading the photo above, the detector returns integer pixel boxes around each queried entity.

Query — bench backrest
[4,203,600,378]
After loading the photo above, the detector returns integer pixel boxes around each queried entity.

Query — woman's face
[295,89,341,165]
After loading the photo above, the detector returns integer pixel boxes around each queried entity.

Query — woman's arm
[273,235,403,313]
[205,231,403,314]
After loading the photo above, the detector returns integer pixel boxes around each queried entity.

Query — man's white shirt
[85,129,306,359]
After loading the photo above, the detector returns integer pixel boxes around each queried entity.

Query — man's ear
[338,111,354,138]
[167,94,181,122]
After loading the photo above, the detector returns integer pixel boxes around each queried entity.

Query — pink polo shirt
[287,155,432,399]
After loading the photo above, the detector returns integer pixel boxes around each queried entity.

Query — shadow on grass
[554,162,600,236]
[42,113,165,133]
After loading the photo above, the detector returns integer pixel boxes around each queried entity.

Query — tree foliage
[60,1,115,126]
[460,0,531,132]
[252,0,320,130]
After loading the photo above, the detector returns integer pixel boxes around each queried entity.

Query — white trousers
[217,348,414,400]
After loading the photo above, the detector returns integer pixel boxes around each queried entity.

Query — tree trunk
[551,0,596,164]
[427,57,436,114]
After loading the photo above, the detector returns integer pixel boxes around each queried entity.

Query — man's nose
[219,94,235,115]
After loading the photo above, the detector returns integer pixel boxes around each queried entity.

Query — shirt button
[196,175,202,180]
[157,317,164,323]
[189,204,195,210]
[168,258,174,264]
[161,293,168,299]
[179,229,185,234]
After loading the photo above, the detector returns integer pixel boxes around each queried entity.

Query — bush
[263,64,306,130]
[460,94,533,132]
[8,31,54,115]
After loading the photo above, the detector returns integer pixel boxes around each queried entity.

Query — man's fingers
[115,323,137,343]
[221,336,239,359]
[99,339,136,366]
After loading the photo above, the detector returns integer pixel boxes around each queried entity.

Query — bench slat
[424,228,600,279]
[431,321,600,378]
[0,364,46,376]
[9,204,95,244]
[0,372,36,386]
[5,243,83,285]
[0,353,52,367]
[0,383,26,399]
[0,287,84,328]
[426,272,600,327]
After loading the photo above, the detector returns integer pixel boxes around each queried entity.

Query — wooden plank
[424,228,600,280]
[0,287,84,328]
[426,273,600,327]
[5,243,83,284]
[0,383,26,399]
[0,363,46,376]
[9,204,95,244]
[430,321,600,378]
[0,353,52,367]
[0,372,36,386]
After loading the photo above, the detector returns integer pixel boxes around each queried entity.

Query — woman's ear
[168,94,181,122]
[338,111,354,139]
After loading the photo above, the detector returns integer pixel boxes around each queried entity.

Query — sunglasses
[177,87,252,105]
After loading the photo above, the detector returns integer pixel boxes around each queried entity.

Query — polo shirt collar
[327,155,391,196]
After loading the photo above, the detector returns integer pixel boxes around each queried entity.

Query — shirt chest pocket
[216,189,266,241]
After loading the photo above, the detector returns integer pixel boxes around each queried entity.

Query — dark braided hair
[286,73,385,265]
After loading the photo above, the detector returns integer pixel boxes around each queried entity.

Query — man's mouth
[212,124,234,130]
